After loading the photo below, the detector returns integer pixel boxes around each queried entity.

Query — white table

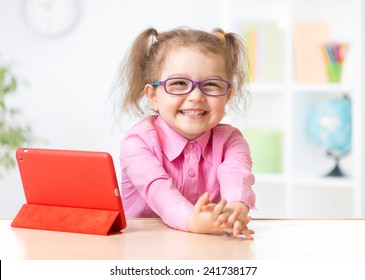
[1,218,365,260]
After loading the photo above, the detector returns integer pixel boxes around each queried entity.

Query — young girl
[116,27,256,238]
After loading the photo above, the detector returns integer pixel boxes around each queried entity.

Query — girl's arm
[122,135,193,231]
[215,128,256,237]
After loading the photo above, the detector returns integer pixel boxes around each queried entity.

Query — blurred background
[1,0,364,219]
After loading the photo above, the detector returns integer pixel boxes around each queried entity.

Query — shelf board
[255,173,287,184]
[292,83,352,94]
[291,176,353,188]
[248,83,287,93]
[254,173,353,189]
[248,83,352,94]
[248,83,352,96]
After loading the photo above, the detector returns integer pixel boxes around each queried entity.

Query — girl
[116,27,256,238]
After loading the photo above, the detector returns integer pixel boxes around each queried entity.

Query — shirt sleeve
[217,128,257,210]
[120,130,194,231]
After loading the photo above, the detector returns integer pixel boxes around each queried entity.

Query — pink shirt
[120,116,256,231]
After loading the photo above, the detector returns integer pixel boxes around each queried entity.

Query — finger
[232,220,244,237]
[194,192,210,213]
[240,216,254,239]
[213,199,227,215]
[201,203,216,212]
[241,227,254,240]
[226,207,242,227]
[214,212,230,226]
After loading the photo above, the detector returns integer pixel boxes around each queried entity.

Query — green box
[326,62,342,83]
[244,129,283,173]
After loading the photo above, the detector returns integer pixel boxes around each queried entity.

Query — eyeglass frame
[150,77,231,97]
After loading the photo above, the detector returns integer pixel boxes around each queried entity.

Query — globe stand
[326,151,346,177]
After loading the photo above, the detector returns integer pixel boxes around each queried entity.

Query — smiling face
[145,47,232,140]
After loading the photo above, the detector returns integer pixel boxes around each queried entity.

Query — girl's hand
[202,201,255,239]
[221,201,254,239]
[187,192,233,235]
[186,193,254,238]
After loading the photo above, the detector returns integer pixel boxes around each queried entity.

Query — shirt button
[188,169,196,177]
[187,143,194,150]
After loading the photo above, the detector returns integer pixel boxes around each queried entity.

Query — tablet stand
[11,204,123,235]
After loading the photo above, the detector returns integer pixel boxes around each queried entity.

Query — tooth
[181,110,205,116]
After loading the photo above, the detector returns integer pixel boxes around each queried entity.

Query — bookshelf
[220,0,364,218]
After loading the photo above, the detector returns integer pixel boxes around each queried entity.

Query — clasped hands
[186,192,254,239]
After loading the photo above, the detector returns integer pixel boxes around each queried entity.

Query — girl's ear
[145,84,159,111]
[225,87,233,103]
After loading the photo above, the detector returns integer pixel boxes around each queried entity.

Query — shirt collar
[154,116,212,161]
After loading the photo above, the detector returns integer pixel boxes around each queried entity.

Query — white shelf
[222,0,364,218]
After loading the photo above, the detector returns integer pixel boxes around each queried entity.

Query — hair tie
[150,35,158,45]
[212,32,226,41]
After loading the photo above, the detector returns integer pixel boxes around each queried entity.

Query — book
[244,128,283,173]
[242,21,285,84]
[293,20,330,83]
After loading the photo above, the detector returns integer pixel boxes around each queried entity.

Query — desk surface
[1,218,365,260]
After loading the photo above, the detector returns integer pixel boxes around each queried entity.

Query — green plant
[0,64,33,172]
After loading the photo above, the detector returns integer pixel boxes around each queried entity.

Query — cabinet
[220,0,364,218]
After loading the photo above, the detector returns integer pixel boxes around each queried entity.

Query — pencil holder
[327,62,342,83]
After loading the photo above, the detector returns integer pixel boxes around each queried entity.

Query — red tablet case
[11,148,127,235]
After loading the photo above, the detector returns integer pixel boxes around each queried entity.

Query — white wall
[0,0,221,218]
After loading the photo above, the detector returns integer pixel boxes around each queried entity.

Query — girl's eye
[204,81,221,88]
[171,80,189,86]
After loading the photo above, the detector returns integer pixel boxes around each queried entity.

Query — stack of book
[242,21,285,84]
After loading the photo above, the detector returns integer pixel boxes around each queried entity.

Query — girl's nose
[187,86,205,102]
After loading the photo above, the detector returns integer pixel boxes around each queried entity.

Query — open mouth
[180,110,207,116]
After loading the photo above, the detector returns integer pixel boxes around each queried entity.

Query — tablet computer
[14,147,126,233]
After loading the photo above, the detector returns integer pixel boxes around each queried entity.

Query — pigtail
[119,28,159,115]
[213,28,251,113]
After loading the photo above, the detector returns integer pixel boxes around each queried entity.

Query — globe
[308,96,352,176]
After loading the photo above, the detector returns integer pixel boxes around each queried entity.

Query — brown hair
[115,27,250,116]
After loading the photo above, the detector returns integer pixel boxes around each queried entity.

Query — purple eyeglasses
[151,77,231,96]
